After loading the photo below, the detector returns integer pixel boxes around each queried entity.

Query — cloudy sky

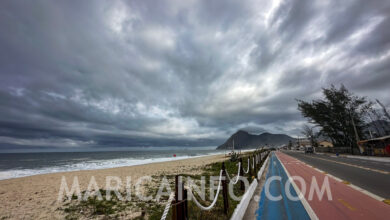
[0,0,389,150]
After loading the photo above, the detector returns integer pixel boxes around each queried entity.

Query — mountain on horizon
[216,130,295,150]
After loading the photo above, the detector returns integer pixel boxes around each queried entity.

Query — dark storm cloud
[0,0,390,149]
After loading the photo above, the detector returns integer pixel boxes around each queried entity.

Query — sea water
[0,147,223,180]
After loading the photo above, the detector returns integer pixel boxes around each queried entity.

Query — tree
[297,85,372,154]
[370,109,389,136]
[366,110,382,137]
[301,125,319,148]
[376,99,390,121]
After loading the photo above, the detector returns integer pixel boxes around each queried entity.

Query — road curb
[257,154,270,180]
[230,179,258,220]
[230,153,270,220]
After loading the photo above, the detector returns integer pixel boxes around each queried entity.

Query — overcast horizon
[1,0,390,150]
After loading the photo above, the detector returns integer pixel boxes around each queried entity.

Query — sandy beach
[0,154,227,219]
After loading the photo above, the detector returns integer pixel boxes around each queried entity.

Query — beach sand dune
[0,154,226,219]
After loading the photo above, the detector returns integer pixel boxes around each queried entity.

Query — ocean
[0,147,223,180]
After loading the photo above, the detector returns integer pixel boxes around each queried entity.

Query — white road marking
[291,153,386,202]
[276,153,319,220]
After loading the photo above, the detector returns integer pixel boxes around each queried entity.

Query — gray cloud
[0,0,389,150]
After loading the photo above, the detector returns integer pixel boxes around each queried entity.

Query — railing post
[255,154,257,169]
[222,162,229,215]
[260,152,263,164]
[248,156,252,177]
[183,184,188,220]
[172,202,177,220]
[254,155,258,179]
[172,175,178,220]
[174,175,183,220]
[240,158,244,191]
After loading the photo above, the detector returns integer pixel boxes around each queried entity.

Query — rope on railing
[160,151,269,219]
[243,158,250,174]
[160,192,175,220]
[188,170,223,210]
[225,162,241,184]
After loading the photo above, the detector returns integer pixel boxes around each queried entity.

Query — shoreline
[0,153,228,219]
[0,151,225,181]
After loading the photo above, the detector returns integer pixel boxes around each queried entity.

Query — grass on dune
[60,150,269,220]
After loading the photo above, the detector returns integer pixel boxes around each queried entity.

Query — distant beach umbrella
[173,154,176,157]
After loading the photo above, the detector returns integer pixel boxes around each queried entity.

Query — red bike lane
[276,152,390,220]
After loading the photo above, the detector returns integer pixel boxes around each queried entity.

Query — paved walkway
[256,152,310,220]
[276,152,390,220]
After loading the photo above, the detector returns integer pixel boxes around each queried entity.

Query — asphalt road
[283,151,390,199]
[278,152,390,220]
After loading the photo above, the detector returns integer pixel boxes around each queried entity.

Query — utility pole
[350,110,360,155]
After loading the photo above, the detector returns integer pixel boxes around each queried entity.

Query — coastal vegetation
[60,150,268,219]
